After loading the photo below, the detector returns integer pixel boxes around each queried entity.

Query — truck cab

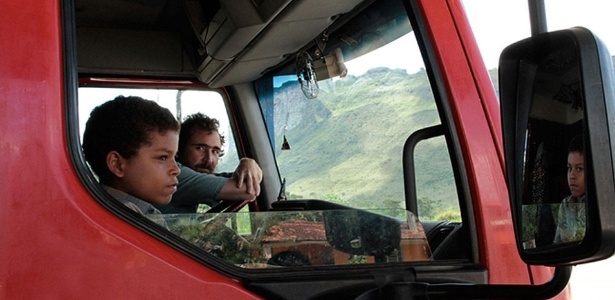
[2,0,615,298]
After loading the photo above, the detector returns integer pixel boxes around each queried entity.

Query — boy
[553,134,586,243]
[82,96,181,227]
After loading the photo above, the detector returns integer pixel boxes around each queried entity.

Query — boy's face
[115,131,181,205]
[567,151,585,198]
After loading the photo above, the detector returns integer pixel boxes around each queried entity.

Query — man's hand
[233,158,263,197]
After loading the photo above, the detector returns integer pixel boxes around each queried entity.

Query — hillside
[271,67,458,211]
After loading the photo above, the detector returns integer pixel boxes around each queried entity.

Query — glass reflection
[165,209,432,268]
[553,135,586,244]
[522,135,586,249]
[520,45,587,249]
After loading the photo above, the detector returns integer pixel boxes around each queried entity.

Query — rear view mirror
[500,27,615,265]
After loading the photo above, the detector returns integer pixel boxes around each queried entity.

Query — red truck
[2,0,615,298]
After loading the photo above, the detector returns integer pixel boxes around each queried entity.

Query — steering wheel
[205,199,252,213]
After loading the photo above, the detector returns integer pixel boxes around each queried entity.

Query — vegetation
[270,67,463,221]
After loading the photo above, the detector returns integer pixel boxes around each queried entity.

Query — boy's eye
[159,155,168,161]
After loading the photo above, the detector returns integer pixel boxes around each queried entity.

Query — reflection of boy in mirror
[553,134,586,243]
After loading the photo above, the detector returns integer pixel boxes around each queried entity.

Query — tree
[323,194,350,206]
[418,197,436,220]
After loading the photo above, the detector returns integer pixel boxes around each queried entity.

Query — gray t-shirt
[156,163,228,213]
[103,185,168,228]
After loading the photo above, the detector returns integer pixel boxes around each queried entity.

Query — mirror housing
[500,27,615,265]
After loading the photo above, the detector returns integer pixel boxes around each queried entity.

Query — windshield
[257,26,461,222]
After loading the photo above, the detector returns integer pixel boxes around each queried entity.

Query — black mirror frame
[500,27,615,265]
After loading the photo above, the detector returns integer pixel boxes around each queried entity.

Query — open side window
[77,85,240,213]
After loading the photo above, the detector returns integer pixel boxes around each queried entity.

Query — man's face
[567,151,585,198]
[180,129,222,174]
[118,131,181,205]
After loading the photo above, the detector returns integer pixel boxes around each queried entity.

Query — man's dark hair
[568,134,584,155]
[178,112,226,156]
[82,95,180,184]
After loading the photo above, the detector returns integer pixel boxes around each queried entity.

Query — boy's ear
[106,151,125,178]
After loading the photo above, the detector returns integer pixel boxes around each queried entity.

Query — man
[178,113,232,175]
[158,113,263,213]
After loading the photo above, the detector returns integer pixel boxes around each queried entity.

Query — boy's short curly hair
[82,95,180,184]
[178,112,226,156]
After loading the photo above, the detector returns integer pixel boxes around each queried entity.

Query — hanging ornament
[281,125,291,150]
[296,51,319,99]
[281,135,291,150]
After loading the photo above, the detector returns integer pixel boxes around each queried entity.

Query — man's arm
[169,160,262,207]
[218,177,258,201]
[169,164,228,208]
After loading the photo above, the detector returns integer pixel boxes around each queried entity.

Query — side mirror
[500,27,615,265]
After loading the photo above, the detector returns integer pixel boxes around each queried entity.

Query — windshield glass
[257,21,460,222]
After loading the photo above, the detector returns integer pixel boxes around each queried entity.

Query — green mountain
[272,67,457,212]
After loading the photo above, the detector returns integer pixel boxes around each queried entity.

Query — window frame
[62,0,481,284]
